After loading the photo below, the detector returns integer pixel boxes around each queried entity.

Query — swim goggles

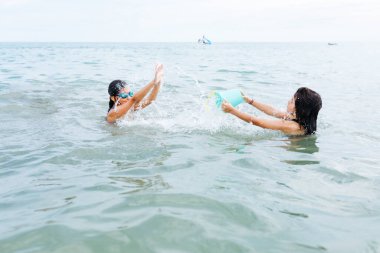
[118,91,134,98]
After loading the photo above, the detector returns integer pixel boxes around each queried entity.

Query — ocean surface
[1,42,380,253]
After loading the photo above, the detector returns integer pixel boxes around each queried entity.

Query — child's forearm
[133,83,161,110]
[146,83,160,102]
[250,100,286,118]
[230,108,253,123]
[133,80,155,103]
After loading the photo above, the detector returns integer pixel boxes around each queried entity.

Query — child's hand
[154,63,164,85]
[240,93,250,104]
[241,91,251,103]
[243,96,252,103]
[222,101,234,113]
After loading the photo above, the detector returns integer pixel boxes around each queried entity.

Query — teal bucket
[215,89,244,108]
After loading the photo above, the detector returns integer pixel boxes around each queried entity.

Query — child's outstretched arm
[242,94,288,119]
[222,101,301,134]
[134,64,163,110]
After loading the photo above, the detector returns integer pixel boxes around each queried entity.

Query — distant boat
[328,43,337,46]
[198,35,212,45]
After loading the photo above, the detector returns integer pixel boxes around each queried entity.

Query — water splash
[117,89,259,135]
[115,65,266,136]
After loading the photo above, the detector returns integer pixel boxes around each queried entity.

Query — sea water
[1,42,380,253]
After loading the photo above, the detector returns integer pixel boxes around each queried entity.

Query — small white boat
[198,35,212,45]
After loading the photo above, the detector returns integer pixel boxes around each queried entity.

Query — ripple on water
[83,61,99,65]
[102,193,272,230]
[279,209,309,218]
[211,78,227,82]
[317,165,368,184]
[7,75,22,79]
[217,68,257,75]
[0,193,280,252]
[232,157,270,171]
[108,175,170,194]
[0,223,250,253]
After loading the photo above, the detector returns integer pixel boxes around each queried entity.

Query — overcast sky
[0,0,379,42]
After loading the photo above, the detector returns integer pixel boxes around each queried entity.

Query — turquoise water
[1,42,380,253]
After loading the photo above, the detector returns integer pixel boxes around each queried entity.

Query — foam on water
[117,65,274,136]
[116,65,260,135]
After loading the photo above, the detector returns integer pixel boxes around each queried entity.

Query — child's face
[118,87,132,102]
[287,96,295,114]
[111,87,132,103]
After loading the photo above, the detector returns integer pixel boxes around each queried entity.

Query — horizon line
[0,40,377,43]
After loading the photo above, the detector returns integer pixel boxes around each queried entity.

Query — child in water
[106,64,164,123]
[222,87,322,135]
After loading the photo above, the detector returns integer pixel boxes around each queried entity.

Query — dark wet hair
[108,80,127,112]
[294,87,322,135]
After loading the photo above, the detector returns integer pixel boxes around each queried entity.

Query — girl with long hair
[222,87,322,135]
